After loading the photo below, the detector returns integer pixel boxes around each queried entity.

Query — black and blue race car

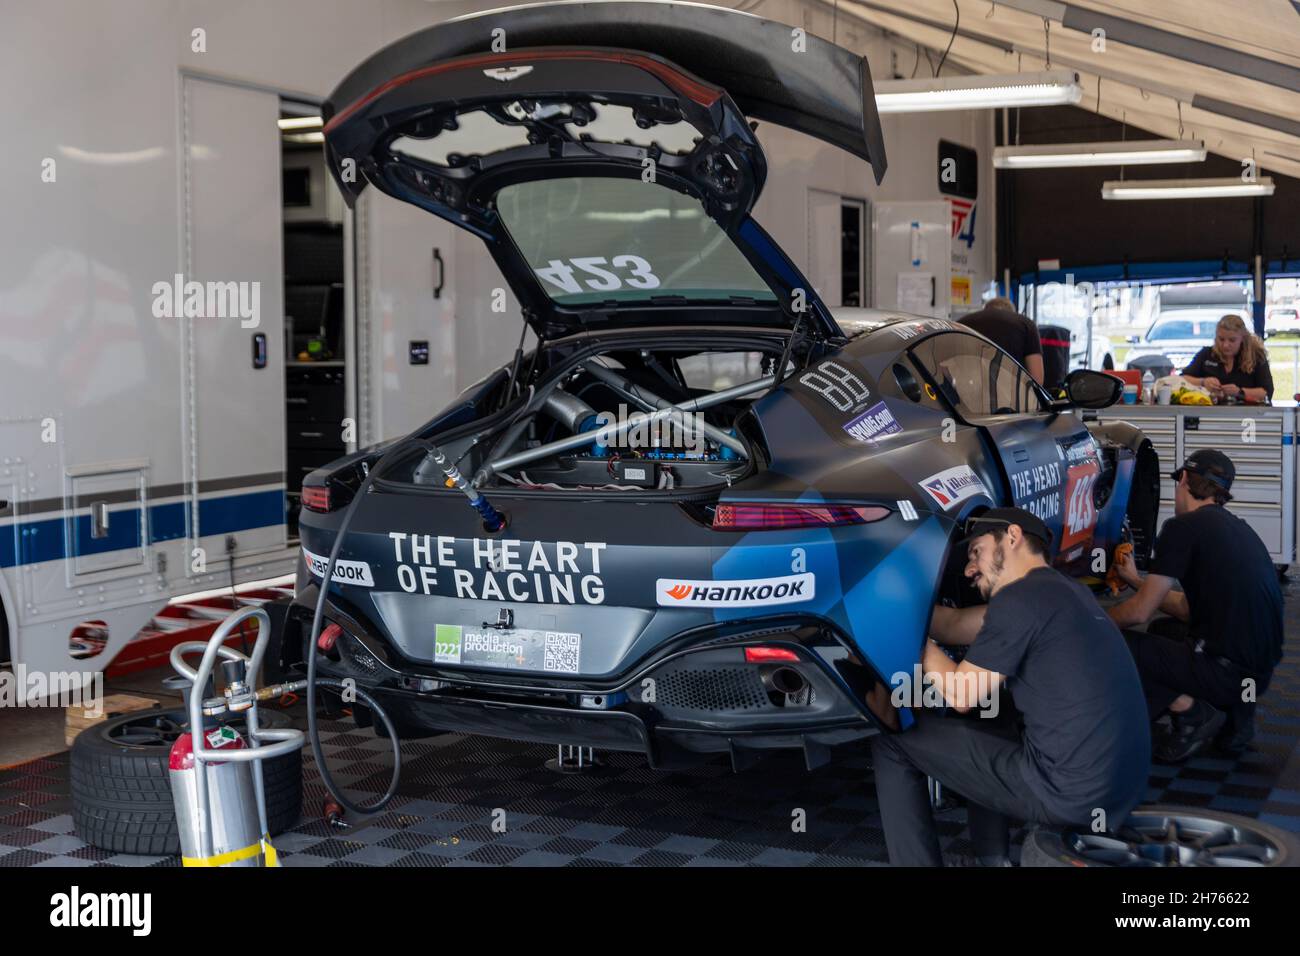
[288,1,1161,770]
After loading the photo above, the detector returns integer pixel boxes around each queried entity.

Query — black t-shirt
[965,566,1150,820]
[1182,347,1274,399]
[959,308,1042,364]
[1148,505,1284,677]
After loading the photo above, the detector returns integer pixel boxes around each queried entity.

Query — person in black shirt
[959,297,1044,384]
[1180,313,1273,402]
[871,508,1150,866]
[1109,449,1284,761]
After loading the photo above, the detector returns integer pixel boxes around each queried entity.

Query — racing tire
[70,707,302,856]
[1020,806,1298,867]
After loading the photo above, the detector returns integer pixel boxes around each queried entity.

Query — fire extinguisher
[169,607,306,867]
[169,718,264,867]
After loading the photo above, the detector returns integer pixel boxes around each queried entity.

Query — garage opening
[280,101,349,539]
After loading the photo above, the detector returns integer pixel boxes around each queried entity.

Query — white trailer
[0,0,993,682]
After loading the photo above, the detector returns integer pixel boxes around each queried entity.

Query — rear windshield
[495,177,777,306]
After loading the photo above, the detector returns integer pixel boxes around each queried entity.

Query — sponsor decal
[433,623,582,673]
[301,546,375,587]
[897,499,919,521]
[1058,434,1100,465]
[1008,460,1063,523]
[889,318,955,341]
[949,197,976,250]
[918,465,988,510]
[656,572,815,608]
[434,624,463,664]
[389,534,607,605]
[844,401,903,443]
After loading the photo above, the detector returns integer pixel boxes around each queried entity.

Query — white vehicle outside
[1125,309,1230,373]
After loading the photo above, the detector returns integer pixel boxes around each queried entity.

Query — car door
[907,330,1102,563]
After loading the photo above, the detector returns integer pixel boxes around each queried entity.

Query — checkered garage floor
[3,603,1299,867]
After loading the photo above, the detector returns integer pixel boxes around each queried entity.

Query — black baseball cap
[1172,449,1235,494]
[957,507,1053,551]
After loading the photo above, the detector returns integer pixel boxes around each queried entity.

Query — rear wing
[322,0,887,203]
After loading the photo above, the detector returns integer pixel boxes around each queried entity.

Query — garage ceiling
[825,0,1300,182]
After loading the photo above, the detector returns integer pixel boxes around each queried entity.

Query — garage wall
[750,1,997,312]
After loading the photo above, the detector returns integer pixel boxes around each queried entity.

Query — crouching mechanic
[1108,449,1284,761]
[871,508,1150,866]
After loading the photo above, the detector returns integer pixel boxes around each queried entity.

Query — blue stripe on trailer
[0,489,286,569]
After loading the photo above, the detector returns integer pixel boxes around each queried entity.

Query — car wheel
[70,707,303,855]
[1020,806,1299,867]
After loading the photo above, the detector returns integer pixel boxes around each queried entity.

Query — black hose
[312,677,401,809]
[305,464,401,816]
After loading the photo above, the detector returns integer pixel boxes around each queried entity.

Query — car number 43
[535,255,661,294]
[1062,463,1099,548]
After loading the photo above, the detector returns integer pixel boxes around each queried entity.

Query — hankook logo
[483,65,533,82]
[656,573,815,608]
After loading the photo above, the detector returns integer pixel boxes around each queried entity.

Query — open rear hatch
[321,1,886,337]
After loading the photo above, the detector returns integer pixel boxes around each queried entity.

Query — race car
[286,1,1161,770]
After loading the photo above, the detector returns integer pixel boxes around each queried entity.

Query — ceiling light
[874,70,1082,113]
[995,139,1207,168]
[1101,177,1275,199]
[282,131,325,144]
[278,116,323,130]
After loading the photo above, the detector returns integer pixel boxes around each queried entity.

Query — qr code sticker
[543,631,581,673]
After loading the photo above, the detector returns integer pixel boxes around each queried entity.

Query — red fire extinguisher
[168,607,305,867]
[168,722,266,867]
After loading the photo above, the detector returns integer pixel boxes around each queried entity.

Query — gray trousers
[870,710,1080,866]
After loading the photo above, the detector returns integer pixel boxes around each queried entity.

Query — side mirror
[1057,369,1123,410]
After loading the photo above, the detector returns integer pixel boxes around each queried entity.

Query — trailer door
[180,76,288,570]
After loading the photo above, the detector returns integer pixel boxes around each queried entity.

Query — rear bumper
[358,686,873,772]
[285,591,885,771]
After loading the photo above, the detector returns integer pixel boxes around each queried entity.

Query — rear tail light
[301,484,333,513]
[744,646,799,663]
[713,502,891,530]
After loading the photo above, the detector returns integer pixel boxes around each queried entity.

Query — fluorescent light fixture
[994,139,1207,169]
[874,70,1082,113]
[278,116,323,130]
[282,131,325,144]
[1101,177,1275,199]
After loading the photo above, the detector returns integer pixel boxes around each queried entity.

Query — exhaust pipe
[765,666,807,697]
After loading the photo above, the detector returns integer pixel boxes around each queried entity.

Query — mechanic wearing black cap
[1109,449,1284,761]
[871,507,1150,866]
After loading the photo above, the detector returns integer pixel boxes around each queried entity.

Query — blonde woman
[1181,314,1273,403]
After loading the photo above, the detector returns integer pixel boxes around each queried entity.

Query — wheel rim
[1064,812,1284,866]
[106,712,187,748]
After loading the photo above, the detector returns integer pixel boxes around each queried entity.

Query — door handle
[432,248,445,300]
[90,500,110,539]
[930,275,936,307]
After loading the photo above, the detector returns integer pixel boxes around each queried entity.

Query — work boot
[1154,700,1227,763]
[1214,700,1257,758]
